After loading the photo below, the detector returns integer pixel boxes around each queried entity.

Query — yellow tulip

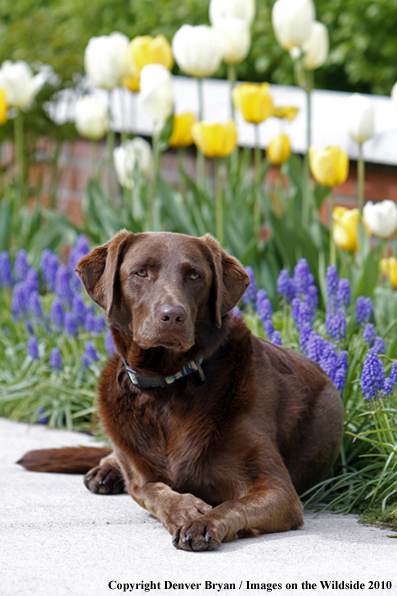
[309,146,349,187]
[380,257,397,288]
[128,35,173,72]
[272,106,299,122]
[169,112,195,148]
[122,70,140,93]
[266,133,291,166]
[232,83,274,125]
[0,88,8,125]
[333,207,359,253]
[191,120,237,158]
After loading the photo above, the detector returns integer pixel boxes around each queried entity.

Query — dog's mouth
[135,335,195,352]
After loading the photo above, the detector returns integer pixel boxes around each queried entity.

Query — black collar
[122,357,205,389]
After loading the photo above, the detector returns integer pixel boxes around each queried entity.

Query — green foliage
[0,286,104,431]
[0,0,396,97]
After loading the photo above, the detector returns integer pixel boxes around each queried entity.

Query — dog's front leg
[173,480,304,552]
[127,481,213,536]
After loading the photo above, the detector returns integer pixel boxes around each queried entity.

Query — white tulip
[391,82,397,112]
[75,96,109,141]
[209,0,256,27]
[84,32,129,91]
[272,0,315,51]
[139,64,174,122]
[214,18,251,65]
[363,200,397,239]
[302,22,329,70]
[172,25,222,78]
[346,93,375,144]
[113,138,153,189]
[0,60,48,110]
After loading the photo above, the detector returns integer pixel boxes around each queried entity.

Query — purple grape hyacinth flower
[264,318,274,337]
[373,336,385,355]
[334,350,348,396]
[293,259,314,295]
[241,266,256,306]
[383,361,397,397]
[270,331,282,346]
[27,335,39,360]
[38,407,48,424]
[14,249,29,282]
[336,279,351,310]
[361,348,385,400]
[72,294,87,327]
[28,291,43,319]
[256,289,272,326]
[231,307,242,319]
[356,296,373,326]
[55,265,74,305]
[325,307,347,342]
[50,347,62,371]
[84,341,99,362]
[84,311,97,333]
[40,249,59,292]
[105,328,116,356]
[325,265,338,299]
[0,251,13,288]
[11,282,28,318]
[362,323,376,346]
[277,270,295,304]
[64,312,77,336]
[51,298,64,330]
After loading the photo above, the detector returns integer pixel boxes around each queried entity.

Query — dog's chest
[123,391,243,504]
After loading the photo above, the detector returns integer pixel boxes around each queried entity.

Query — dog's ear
[75,229,134,319]
[201,233,250,328]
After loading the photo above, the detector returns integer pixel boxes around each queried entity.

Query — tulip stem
[177,147,187,198]
[227,63,239,177]
[14,109,25,204]
[196,77,206,189]
[227,64,236,120]
[329,191,336,265]
[215,158,224,246]
[254,124,262,236]
[119,88,127,143]
[106,91,116,196]
[357,142,365,213]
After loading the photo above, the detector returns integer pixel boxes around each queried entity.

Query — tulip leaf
[313,183,331,211]
[158,112,175,153]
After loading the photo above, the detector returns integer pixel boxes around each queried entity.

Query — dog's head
[76,230,249,353]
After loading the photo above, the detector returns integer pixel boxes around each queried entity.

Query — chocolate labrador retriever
[19,230,344,551]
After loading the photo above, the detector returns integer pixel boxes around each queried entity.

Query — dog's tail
[17,446,112,474]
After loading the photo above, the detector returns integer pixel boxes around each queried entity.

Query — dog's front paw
[172,517,226,552]
[84,464,124,495]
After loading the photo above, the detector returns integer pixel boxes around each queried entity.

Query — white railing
[52,75,397,166]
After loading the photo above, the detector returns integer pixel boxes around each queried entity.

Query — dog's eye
[136,269,148,277]
[189,272,200,280]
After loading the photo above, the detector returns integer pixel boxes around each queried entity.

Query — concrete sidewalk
[1,417,396,596]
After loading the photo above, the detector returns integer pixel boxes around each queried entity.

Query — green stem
[303,85,312,228]
[227,63,239,177]
[14,110,24,203]
[254,124,262,236]
[357,142,365,214]
[119,88,127,143]
[177,147,187,198]
[148,131,161,230]
[329,190,336,265]
[48,139,61,210]
[106,91,116,196]
[90,141,100,180]
[215,158,224,246]
[227,64,236,120]
[197,77,205,188]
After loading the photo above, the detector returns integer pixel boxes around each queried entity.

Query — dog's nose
[158,304,186,326]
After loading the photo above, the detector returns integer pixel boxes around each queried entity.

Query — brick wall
[11,137,397,226]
